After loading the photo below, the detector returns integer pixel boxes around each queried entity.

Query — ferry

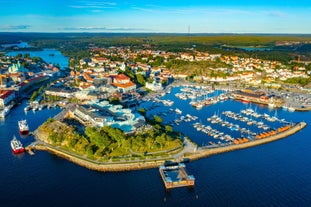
[10,136,24,154]
[288,106,295,112]
[18,120,29,135]
[0,104,13,118]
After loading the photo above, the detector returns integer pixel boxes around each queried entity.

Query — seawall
[31,122,306,172]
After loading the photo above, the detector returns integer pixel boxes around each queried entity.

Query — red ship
[18,120,29,135]
[10,136,24,154]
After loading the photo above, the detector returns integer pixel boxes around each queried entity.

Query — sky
[0,0,310,33]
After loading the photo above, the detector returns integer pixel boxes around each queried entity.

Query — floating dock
[159,163,195,189]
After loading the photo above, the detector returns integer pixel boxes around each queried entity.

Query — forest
[2,33,311,63]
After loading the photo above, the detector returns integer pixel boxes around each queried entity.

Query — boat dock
[159,163,195,189]
[25,147,35,155]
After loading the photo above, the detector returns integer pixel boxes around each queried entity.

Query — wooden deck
[159,163,195,189]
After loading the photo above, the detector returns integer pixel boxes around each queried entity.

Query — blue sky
[0,0,310,33]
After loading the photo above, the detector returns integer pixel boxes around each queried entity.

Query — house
[75,90,100,100]
[45,86,76,98]
[146,81,163,91]
[111,74,136,93]
[180,53,194,61]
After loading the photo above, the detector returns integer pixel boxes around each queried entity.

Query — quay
[231,89,283,107]
[159,163,195,189]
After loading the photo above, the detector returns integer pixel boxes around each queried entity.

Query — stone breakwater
[30,145,167,172]
[187,122,307,161]
[31,122,306,172]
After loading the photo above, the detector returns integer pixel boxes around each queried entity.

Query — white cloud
[69,1,116,9]
[60,26,150,32]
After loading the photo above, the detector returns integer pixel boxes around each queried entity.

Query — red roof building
[111,74,136,93]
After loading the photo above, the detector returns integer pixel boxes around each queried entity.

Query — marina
[1,83,310,207]
[140,85,304,148]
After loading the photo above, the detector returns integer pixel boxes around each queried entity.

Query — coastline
[28,122,307,172]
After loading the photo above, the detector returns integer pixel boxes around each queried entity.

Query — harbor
[2,89,311,207]
[1,82,311,207]
[24,86,306,172]
[140,85,306,148]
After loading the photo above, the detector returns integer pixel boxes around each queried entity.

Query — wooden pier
[159,163,195,189]
[25,146,35,156]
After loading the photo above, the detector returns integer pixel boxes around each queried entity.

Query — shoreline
[28,122,307,172]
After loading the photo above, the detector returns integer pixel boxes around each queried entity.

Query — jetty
[159,163,195,189]
[25,146,35,155]
[188,122,307,161]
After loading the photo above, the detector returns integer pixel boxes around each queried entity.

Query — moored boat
[10,136,24,154]
[288,106,295,112]
[18,120,29,135]
[241,98,249,103]
[24,105,31,112]
[0,104,13,118]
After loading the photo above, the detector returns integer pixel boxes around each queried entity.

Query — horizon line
[0,32,311,36]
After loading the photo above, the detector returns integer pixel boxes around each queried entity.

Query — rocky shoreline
[30,122,306,172]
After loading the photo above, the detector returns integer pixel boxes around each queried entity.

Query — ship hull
[241,98,249,103]
[19,130,29,135]
[12,148,24,154]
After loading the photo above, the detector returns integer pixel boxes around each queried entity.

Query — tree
[38,85,45,93]
[147,77,153,83]
[165,125,173,133]
[32,56,42,63]
[30,91,38,102]
[136,74,146,86]
[153,115,163,123]
[86,145,94,157]
[138,108,146,115]
[23,53,30,59]
[156,135,166,149]
[82,63,88,69]
[109,97,121,105]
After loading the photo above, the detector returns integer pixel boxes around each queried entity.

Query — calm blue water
[7,49,69,69]
[0,92,310,207]
[1,42,31,48]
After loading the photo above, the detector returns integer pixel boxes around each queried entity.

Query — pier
[189,122,307,161]
[159,163,195,189]
[25,146,35,155]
